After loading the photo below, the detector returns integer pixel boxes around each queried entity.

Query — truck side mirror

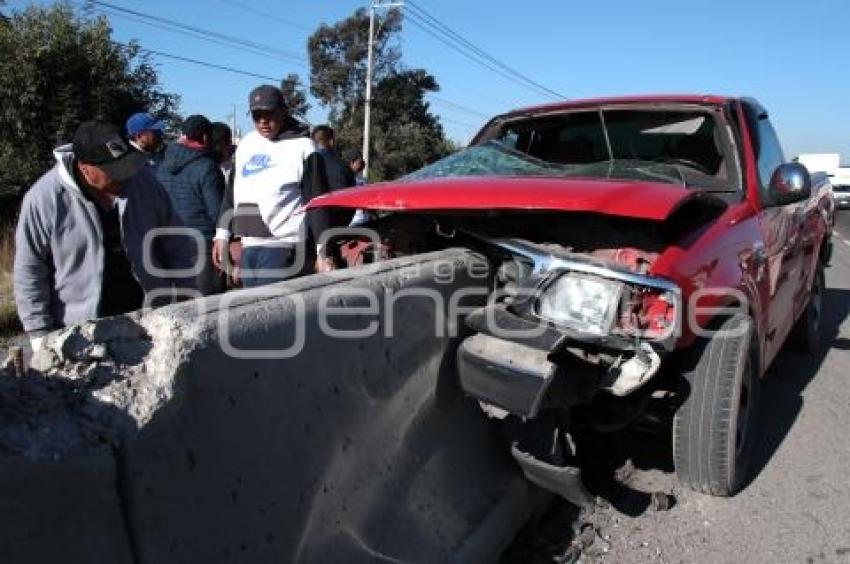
[767,163,811,206]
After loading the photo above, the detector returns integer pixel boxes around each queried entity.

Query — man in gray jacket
[14,121,197,346]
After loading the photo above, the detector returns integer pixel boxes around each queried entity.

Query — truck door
[743,102,805,363]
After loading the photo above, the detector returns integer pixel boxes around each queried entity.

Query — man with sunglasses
[213,85,340,287]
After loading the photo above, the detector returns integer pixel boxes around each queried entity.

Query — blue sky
[8,0,850,160]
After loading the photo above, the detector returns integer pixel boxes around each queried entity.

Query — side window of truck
[743,102,786,202]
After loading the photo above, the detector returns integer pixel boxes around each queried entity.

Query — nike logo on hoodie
[242,154,275,177]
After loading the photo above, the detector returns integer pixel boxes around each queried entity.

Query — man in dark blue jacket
[157,115,224,295]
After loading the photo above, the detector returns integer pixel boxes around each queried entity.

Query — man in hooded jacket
[213,85,348,287]
[14,121,196,349]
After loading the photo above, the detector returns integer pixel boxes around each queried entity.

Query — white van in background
[797,153,850,209]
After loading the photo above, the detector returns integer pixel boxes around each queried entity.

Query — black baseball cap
[181,114,212,138]
[73,121,146,182]
[343,149,364,163]
[249,85,286,112]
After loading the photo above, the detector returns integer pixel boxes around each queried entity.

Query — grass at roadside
[0,222,21,340]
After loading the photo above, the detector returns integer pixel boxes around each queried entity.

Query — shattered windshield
[407,108,739,191]
[405,142,690,186]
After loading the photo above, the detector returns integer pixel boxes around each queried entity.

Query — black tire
[787,265,825,352]
[673,314,759,496]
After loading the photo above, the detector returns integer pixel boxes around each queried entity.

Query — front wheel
[673,314,759,496]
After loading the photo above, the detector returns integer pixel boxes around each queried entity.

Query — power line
[92,0,305,63]
[402,10,552,101]
[89,0,306,64]
[406,0,564,99]
[91,1,514,114]
[123,43,281,82]
[213,0,312,32]
[439,115,478,130]
[82,2,492,135]
[137,43,479,130]
[428,94,489,119]
[96,8,478,117]
[96,7,294,65]
[435,82,521,113]
[404,1,565,101]
[119,42,317,121]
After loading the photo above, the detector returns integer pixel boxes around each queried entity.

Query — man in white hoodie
[14,121,196,346]
[213,85,344,287]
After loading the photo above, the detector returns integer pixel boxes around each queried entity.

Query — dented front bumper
[457,304,664,419]
[459,333,557,419]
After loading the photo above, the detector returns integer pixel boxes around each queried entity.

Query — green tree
[307,9,450,182]
[334,69,447,181]
[279,73,310,119]
[0,3,179,198]
[308,8,401,121]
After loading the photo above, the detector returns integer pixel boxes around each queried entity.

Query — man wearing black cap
[214,85,344,286]
[157,114,225,295]
[14,121,196,348]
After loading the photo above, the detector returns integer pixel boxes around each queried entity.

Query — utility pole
[363,0,403,182]
[226,104,240,143]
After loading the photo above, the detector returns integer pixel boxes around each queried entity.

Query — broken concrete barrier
[0,249,542,563]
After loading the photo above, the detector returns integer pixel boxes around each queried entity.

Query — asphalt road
[507,211,850,564]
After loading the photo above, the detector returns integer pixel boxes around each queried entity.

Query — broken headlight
[536,274,623,335]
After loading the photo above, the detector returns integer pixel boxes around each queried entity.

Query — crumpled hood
[161,142,213,174]
[306,175,726,222]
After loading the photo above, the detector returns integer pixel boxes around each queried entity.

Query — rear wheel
[788,265,825,352]
[673,314,759,496]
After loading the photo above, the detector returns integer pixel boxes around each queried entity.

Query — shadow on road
[501,286,850,561]
[744,287,850,488]
[575,286,850,504]
[828,337,850,350]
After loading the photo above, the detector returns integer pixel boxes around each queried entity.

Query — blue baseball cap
[126,112,164,137]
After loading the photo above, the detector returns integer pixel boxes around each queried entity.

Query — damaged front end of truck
[308,190,726,509]
[307,99,742,507]
[455,234,682,508]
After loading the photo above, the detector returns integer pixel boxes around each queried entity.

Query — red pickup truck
[309,95,834,500]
